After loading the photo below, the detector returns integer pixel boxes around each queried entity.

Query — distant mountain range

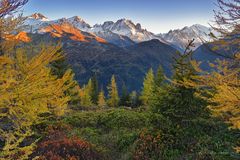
[158,24,219,51]
[23,13,217,50]
[21,13,222,92]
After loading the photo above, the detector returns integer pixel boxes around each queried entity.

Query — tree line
[74,65,166,109]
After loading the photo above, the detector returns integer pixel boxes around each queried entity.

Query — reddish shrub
[133,130,164,160]
[33,125,102,160]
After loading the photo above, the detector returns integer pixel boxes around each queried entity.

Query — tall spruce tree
[120,83,130,106]
[79,85,92,107]
[91,73,99,104]
[107,75,119,107]
[79,79,93,106]
[154,66,165,88]
[141,68,155,106]
[98,89,106,108]
[150,41,237,159]
[129,91,140,107]
[152,40,207,121]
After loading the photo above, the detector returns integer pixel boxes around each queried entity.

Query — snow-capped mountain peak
[181,24,211,36]
[29,13,49,21]
[102,21,114,29]
[23,13,51,33]
[65,16,91,31]
[68,16,85,22]
[159,24,216,51]
[91,18,159,42]
[114,19,139,32]
[22,13,215,50]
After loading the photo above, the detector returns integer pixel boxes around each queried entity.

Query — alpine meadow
[0,0,239,159]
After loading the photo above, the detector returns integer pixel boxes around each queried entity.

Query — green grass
[62,108,153,159]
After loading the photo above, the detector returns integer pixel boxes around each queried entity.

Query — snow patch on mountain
[63,16,91,31]
[23,13,51,33]
[159,24,218,50]
[93,30,135,47]
[23,13,217,50]
[29,13,49,21]
[92,19,160,42]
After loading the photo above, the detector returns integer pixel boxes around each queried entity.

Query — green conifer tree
[91,73,99,104]
[79,79,93,106]
[154,66,165,88]
[107,75,119,107]
[120,83,130,106]
[152,41,205,120]
[98,89,106,108]
[140,68,155,106]
[129,91,138,107]
[150,41,237,158]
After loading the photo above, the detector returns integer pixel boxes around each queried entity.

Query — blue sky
[22,0,217,33]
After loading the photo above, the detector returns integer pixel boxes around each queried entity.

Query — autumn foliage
[33,125,102,160]
[133,130,163,160]
[0,0,239,159]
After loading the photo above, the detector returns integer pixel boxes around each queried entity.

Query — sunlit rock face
[39,22,107,43]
